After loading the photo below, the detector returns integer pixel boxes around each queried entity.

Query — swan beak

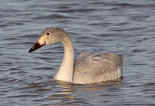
[29,35,47,53]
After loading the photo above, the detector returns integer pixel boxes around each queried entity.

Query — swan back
[73,51,125,84]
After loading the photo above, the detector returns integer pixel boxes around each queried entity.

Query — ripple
[144,83,155,86]
[33,67,55,70]
[32,14,72,20]
[0,0,155,105]
[131,49,146,53]
[8,94,40,98]
[20,34,37,39]
[57,8,95,13]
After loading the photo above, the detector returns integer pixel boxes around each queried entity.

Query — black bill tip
[29,48,34,53]
[29,42,45,53]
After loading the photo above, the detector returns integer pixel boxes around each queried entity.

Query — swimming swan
[29,27,125,84]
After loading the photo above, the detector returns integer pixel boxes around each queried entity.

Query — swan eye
[47,33,50,35]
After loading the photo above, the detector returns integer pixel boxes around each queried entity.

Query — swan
[29,27,125,84]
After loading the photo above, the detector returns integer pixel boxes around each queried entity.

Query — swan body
[29,27,125,84]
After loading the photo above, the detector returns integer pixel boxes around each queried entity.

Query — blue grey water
[0,0,155,105]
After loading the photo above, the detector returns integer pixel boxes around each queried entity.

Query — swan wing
[73,51,125,84]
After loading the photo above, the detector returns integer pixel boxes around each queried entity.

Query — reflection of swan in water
[29,27,126,84]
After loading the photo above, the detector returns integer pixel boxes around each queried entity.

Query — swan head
[29,27,66,53]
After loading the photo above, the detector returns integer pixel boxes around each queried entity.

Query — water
[0,0,155,105]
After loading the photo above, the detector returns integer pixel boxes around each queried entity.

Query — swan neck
[54,35,74,82]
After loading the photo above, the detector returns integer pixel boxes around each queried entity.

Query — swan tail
[119,55,126,64]
[122,55,126,63]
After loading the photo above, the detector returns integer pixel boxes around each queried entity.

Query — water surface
[0,0,155,105]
